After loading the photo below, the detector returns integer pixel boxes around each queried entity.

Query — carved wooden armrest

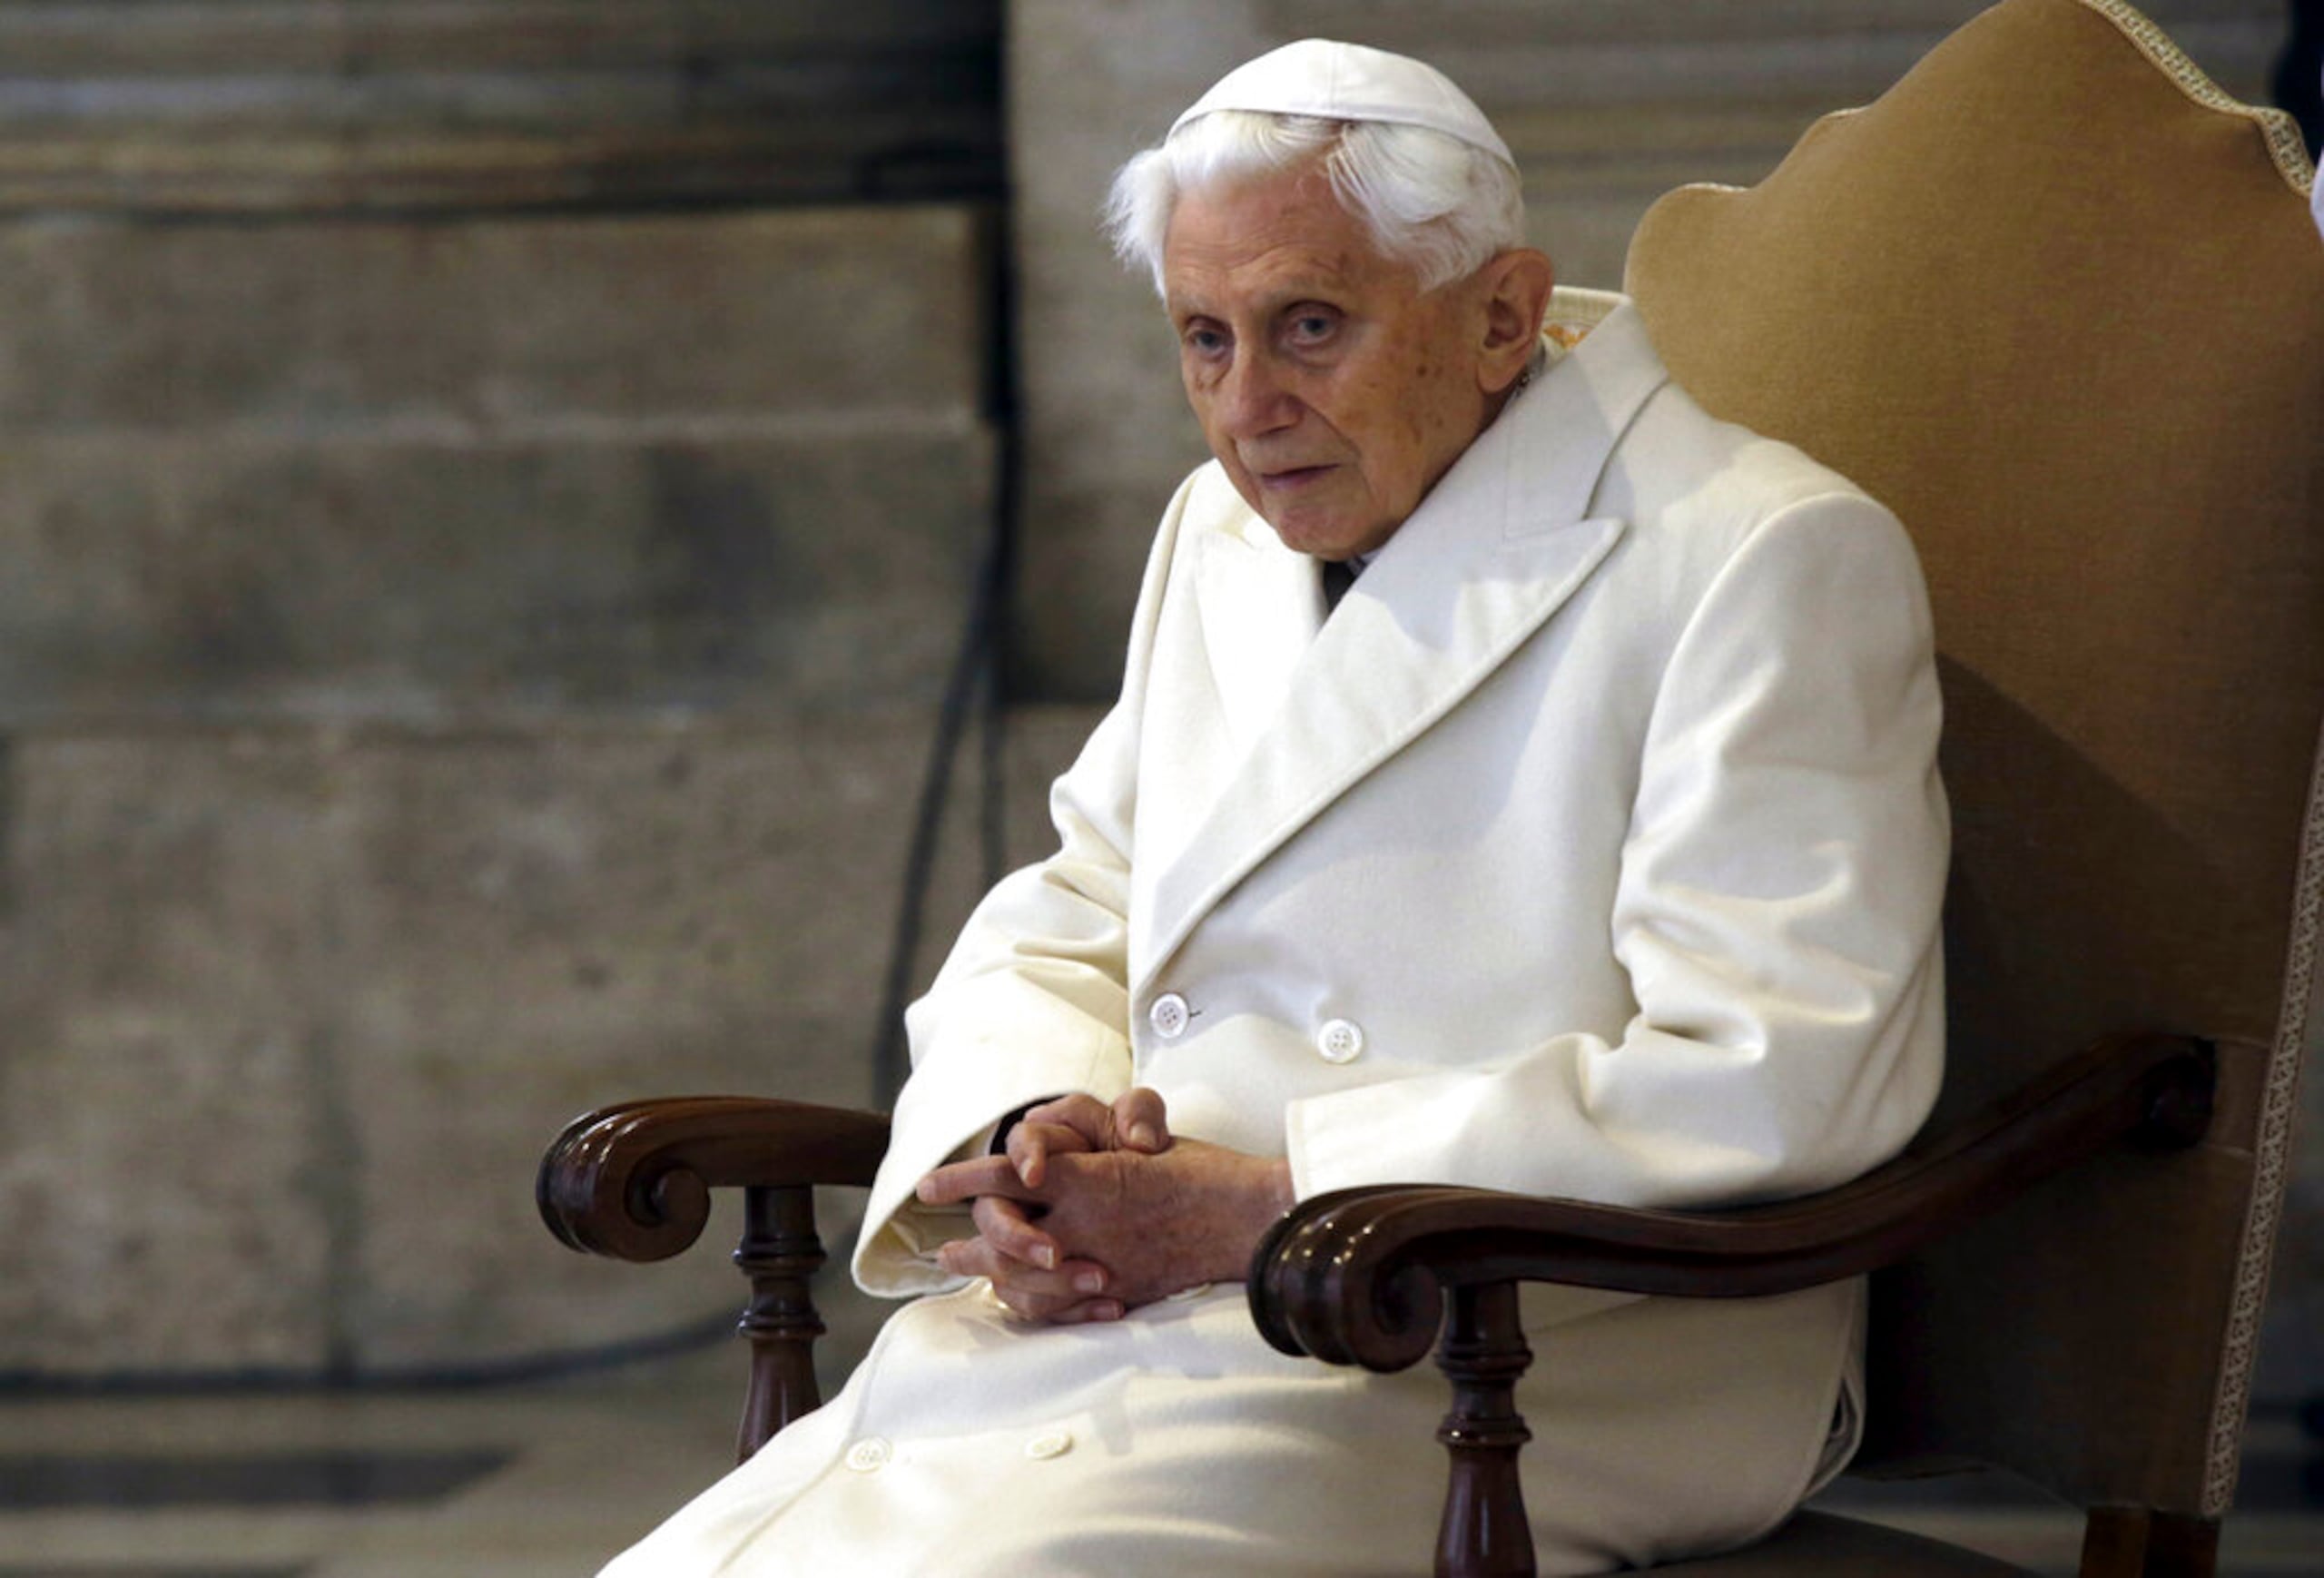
[1245,1032,2214,1578]
[538,1096,891,1260]
[538,1096,892,1458]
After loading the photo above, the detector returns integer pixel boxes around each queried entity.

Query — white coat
[602,291,1949,1576]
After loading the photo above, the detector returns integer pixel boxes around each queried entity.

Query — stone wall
[0,1,1002,211]
[0,1,1015,1377]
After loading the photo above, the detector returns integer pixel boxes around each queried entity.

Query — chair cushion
[1653,1511,2035,1575]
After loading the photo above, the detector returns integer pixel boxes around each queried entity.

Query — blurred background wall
[0,0,1026,1383]
[0,0,2312,1406]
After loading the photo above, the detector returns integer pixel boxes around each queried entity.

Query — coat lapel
[1130,301,1671,994]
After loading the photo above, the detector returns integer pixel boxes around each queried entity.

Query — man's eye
[1184,326,1226,355]
[1288,312,1337,344]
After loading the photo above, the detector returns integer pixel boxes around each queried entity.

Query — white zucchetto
[1169,38,1515,169]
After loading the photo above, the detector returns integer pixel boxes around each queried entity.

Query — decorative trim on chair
[1630,3,2318,204]
[2204,722,2324,1517]
[2076,0,2317,192]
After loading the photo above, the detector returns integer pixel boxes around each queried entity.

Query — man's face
[1162,161,1494,561]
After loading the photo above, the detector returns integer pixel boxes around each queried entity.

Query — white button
[1149,992,1190,1039]
[844,1437,892,1473]
[1024,1430,1074,1461]
[1165,1281,1214,1302]
[1316,1018,1364,1063]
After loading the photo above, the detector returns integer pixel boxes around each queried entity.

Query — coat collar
[1131,293,1669,994]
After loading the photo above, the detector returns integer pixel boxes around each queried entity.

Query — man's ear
[1475,248,1555,395]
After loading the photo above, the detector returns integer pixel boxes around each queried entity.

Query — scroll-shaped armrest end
[538,1096,892,1264]
[1251,1186,1459,1372]
[1250,1031,2212,1370]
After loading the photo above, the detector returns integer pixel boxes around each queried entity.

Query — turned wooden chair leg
[733,1184,828,1461]
[1435,1279,1537,1578]
[2080,1507,2221,1578]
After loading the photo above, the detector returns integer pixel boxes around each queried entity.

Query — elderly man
[604,39,1945,1577]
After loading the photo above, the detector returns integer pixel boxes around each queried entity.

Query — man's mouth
[1256,464,1334,490]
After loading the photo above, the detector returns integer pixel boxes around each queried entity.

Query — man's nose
[1216,351,1299,437]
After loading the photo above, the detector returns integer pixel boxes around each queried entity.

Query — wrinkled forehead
[1160,161,1406,313]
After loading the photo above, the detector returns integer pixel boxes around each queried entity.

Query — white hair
[1103,109,1525,297]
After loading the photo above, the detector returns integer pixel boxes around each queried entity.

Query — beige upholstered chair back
[1624,0,2321,1521]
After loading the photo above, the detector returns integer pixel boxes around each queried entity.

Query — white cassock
[602,289,1949,1576]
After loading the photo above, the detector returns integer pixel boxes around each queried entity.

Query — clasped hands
[915,1089,1294,1325]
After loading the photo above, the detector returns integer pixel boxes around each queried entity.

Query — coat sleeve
[1282,492,1949,1210]
[851,473,1203,1296]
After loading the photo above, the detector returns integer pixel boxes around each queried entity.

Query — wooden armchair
[540,2,2323,1573]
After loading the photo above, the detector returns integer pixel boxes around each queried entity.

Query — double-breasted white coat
[602,291,1949,1576]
